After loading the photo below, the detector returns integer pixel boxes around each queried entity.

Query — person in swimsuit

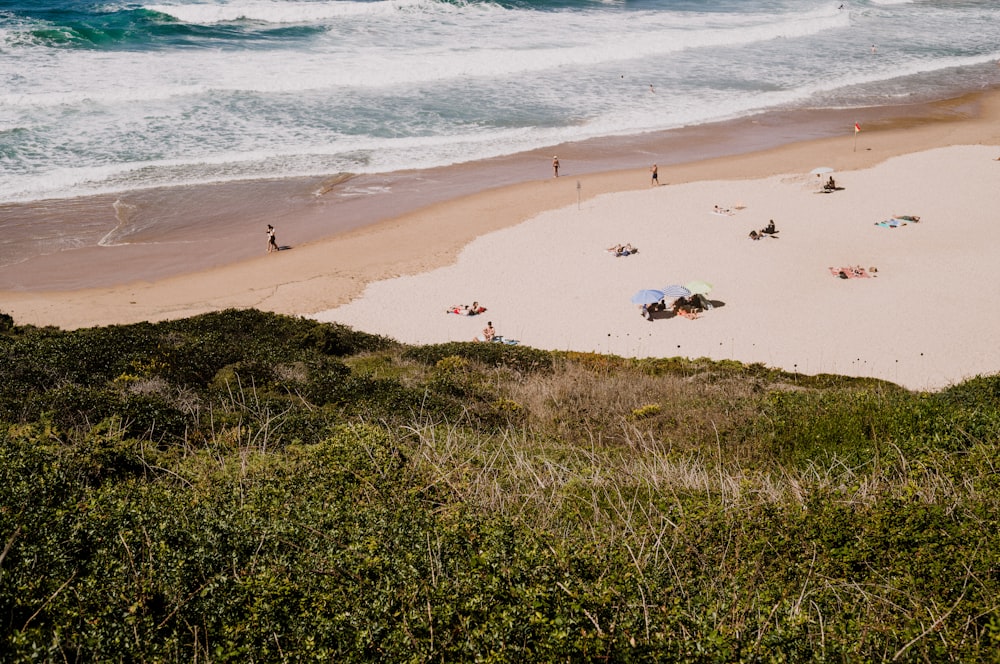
[650,163,658,186]
[266,224,278,253]
[552,156,560,178]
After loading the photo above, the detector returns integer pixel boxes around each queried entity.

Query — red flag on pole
[854,122,861,133]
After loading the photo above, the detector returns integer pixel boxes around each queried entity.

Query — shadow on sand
[646,299,726,321]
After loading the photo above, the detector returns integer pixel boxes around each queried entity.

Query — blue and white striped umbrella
[661,284,692,299]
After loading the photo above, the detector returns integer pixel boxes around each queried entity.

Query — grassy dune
[1,309,998,662]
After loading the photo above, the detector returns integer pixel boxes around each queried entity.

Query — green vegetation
[1,308,999,662]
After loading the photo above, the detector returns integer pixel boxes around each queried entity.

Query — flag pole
[853,121,859,152]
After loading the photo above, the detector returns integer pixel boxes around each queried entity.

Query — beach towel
[829,266,871,279]
[875,218,907,228]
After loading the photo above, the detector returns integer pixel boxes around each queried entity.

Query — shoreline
[2,89,999,343]
[0,90,992,292]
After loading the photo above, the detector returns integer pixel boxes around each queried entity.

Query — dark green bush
[404,341,553,374]
[1,309,999,661]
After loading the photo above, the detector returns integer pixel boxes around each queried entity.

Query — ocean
[1,0,999,288]
[3,0,1000,204]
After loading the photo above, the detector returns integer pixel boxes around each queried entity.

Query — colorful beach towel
[829,266,871,279]
[876,215,920,228]
[875,218,908,228]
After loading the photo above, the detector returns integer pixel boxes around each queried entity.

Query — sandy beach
[315,143,1000,391]
[4,91,1000,391]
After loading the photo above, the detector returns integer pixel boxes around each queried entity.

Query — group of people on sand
[748,219,778,241]
[446,301,487,316]
[639,294,709,321]
[440,302,509,343]
[830,265,875,279]
[443,300,517,343]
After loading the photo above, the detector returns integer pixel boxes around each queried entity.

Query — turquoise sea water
[2,0,1000,204]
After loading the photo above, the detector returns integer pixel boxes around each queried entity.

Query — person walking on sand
[552,155,560,178]
[266,224,278,253]
[650,163,658,186]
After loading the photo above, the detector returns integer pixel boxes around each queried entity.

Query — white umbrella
[810,166,834,175]
[684,280,713,295]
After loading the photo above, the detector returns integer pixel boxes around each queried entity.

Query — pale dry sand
[315,145,1000,391]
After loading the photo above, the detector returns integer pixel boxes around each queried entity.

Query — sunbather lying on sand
[672,296,702,319]
[829,265,871,279]
[447,301,487,315]
[608,243,637,256]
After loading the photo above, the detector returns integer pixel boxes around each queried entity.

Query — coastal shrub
[37,384,121,435]
[630,403,662,419]
[295,355,353,405]
[295,320,396,357]
[748,388,910,467]
[3,310,1000,660]
[208,359,278,393]
[336,374,460,423]
[938,373,1000,406]
[162,307,312,343]
[404,341,553,374]
[0,310,14,335]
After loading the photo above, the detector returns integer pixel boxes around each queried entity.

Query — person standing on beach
[266,224,278,253]
[650,163,658,186]
[552,155,560,178]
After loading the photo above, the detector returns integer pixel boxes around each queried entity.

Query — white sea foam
[144,0,452,25]
[1,0,999,203]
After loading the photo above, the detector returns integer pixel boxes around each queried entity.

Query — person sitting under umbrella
[672,296,701,319]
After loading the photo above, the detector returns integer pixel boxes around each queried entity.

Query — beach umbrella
[661,284,692,299]
[631,289,665,305]
[810,166,834,175]
[684,280,713,295]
